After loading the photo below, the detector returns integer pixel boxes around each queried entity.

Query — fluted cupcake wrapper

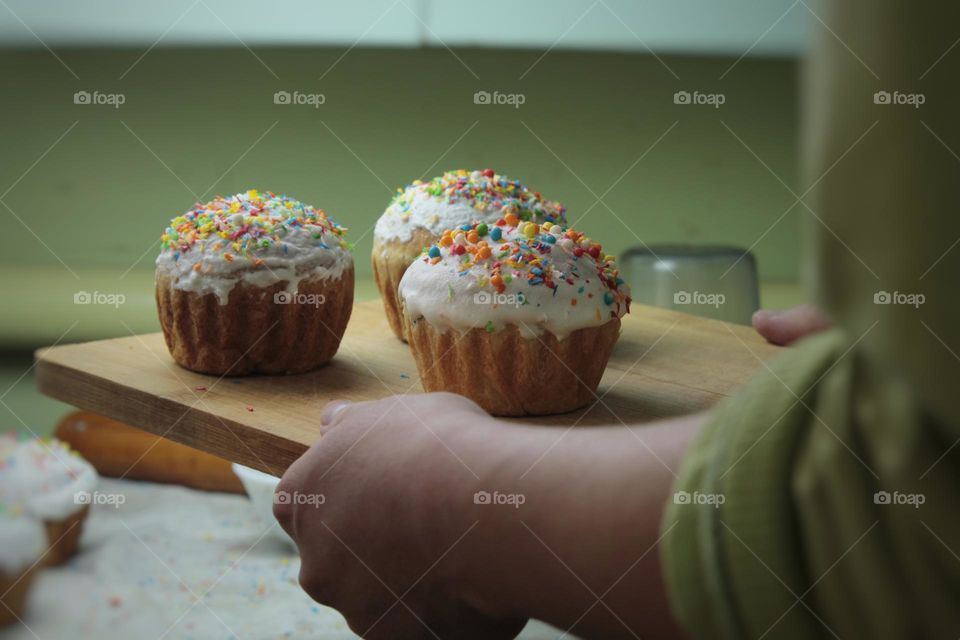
[371,229,438,342]
[404,314,621,416]
[42,506,89,567]
[156,265,354,376]
[0,567,36,626]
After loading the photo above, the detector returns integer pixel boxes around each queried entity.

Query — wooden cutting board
[34,300,781,476]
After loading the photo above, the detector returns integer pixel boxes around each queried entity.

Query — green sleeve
[661,330,960,639]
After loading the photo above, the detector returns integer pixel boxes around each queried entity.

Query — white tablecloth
[7,478,567,639]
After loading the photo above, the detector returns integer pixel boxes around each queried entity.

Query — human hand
[274,392,527,640]
[752,304,831,346]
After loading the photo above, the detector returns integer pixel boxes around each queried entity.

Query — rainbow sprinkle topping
[390,169,566,223]
[422,218,630,320]
[160,190,349,265]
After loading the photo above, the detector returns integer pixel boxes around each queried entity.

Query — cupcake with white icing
[156,190,354,375]
[0,435,98,566]
[373,169,566,340]
[0,509,45,626]
[399,219,630,416]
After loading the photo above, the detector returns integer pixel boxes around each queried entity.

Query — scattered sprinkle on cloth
[9,478,564,639]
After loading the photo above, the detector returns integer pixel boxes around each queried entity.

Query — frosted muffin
[399,219,631,416]
[156,190,354,375]
[0,510,45,626]
[0,435,97,566]
[373,169,566,340]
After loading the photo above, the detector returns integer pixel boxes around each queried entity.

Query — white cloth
[8,478,565,639]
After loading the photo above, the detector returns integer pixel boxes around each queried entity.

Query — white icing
[374,170,565,245]
[0,436,98,522]
[155,191,353,305]
[398,223,630,340]
[0,513,45,574]
[155,227,352,305]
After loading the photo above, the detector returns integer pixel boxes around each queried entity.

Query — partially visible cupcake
[0,435,98,566]
[0,509,45,626]
[156,190,354,375]
[373,169,566,340]
[398,219,630,416]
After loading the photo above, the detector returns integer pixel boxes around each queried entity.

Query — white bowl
[231,463,295,548]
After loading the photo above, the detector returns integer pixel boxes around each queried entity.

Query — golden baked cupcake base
[405,315,621,416]
[0,568,36,626]
[372,229,436,342]
[42,506,89,567]
[157,266,354,376]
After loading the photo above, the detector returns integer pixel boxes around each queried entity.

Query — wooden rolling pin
[55,411,245,494]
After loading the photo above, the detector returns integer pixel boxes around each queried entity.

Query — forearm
[449,414,704,638]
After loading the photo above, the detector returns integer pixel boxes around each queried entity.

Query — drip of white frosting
[0,513,45,574]
[155,227,352,305]
[399,223,630,340]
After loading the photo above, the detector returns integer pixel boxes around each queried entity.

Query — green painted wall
[1,46,800,277]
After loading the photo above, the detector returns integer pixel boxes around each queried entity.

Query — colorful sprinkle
[415,220,631,326]
[386,170,566,228]
[159,190,348,263]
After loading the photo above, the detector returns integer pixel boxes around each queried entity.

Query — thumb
[320,400,351,433]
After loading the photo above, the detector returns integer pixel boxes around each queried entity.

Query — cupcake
[0,510,45,626]
[398,219,631,416]
[156,190,354,375]
[0,435,98,566]
[373,169,566,340]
